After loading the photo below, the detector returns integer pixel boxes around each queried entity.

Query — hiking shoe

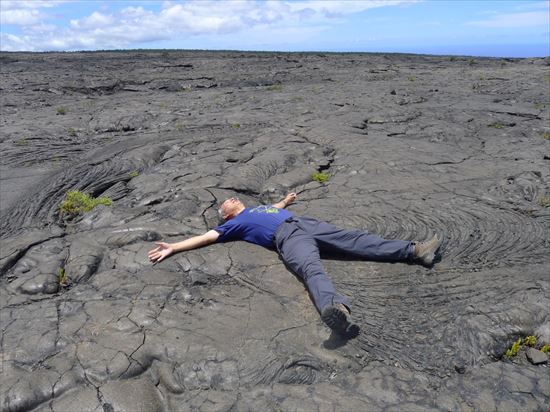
[413,234,443,266]
[321,303,359,338]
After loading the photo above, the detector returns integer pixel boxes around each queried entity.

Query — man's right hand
[147,231,220,262]
[148,242,174,263]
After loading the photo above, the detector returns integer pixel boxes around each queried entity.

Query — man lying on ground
[148,192,443,338]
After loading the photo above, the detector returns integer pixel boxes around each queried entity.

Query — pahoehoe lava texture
[1,51,549,411]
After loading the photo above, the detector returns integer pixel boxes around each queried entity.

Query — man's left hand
[284,192,297,205]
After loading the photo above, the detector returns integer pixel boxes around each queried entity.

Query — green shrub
[231,123,241,129]
[57,267,68,286]
[505,337,522,358]
[68,128,77,137]
[15,138,28,145]
[542,132,550,140]
[312,172,329,184]
[537,195,550,207]
[524,335,537,347]
[59,190,113,215]
[56,106,67,115]
[541,344,550,354]
[128,170,139,178]
[266,84,282,91]
[488,122,504,129]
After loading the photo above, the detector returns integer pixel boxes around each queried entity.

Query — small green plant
[449,56,456,62]
[408,75,416,82]
[524,335,537,347]
[231,123,241,129]
[67,127,77,137]
[468,58,476,66]
[59,190,113,215]
[175,121,185,131]
[488,122,505,129]
[545,75,550,83]
[537,195,550,208]
[505,337,522,358]
[15,138,28,145]
[541,344,550,354]
[266,84,282,91]
[541,132,550,140]
[312,172,329,184]
[128,170,139,178]
[57,267,68,286]
[479,75,486,81]
[56,106,67,115]
[534,103,546,110]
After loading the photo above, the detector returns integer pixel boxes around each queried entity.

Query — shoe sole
[345,323,361,339]
[321,306,352,335]
[419,236,443,266]
[421,252,435,266]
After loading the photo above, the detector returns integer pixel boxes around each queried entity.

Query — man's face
[220,197,244,220]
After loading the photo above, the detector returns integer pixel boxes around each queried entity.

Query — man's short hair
[217,196,240,223]
[217,206,225,223]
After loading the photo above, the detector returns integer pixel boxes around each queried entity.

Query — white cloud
[0,1,65,11]
[121,6,152,19]
[0,0,421,51]
[467,11,549,28]
[0,33,30,51]
[1,8,42,25]
[288,0,418,16]
[70,12,115,29]
[514,1,549,11]
[0,0,67,26]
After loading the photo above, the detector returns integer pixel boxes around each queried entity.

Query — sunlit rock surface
[1,51,549,411]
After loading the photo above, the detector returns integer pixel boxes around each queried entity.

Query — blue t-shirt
[214,205,293,249]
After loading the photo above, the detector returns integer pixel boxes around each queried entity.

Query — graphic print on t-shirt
[249,205,280,214]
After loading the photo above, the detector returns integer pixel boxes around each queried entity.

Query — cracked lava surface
[1,51,549,411]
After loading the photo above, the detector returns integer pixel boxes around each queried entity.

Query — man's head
[218,197,245,221]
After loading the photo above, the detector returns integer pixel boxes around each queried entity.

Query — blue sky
[1,1,548,56]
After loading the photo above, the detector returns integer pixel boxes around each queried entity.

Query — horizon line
[1,48,548,59]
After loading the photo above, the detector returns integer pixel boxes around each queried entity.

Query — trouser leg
[275,222,349,313]
[297,216,414,262]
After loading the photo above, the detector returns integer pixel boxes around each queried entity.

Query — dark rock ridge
[1,51,549,411]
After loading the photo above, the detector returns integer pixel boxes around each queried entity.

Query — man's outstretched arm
[148,229,220,263]
[273,192,297,209]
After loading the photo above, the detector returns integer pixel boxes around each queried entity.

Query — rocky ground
[1,51,549,412]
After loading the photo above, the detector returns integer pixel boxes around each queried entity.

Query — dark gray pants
[274,216,413,313]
